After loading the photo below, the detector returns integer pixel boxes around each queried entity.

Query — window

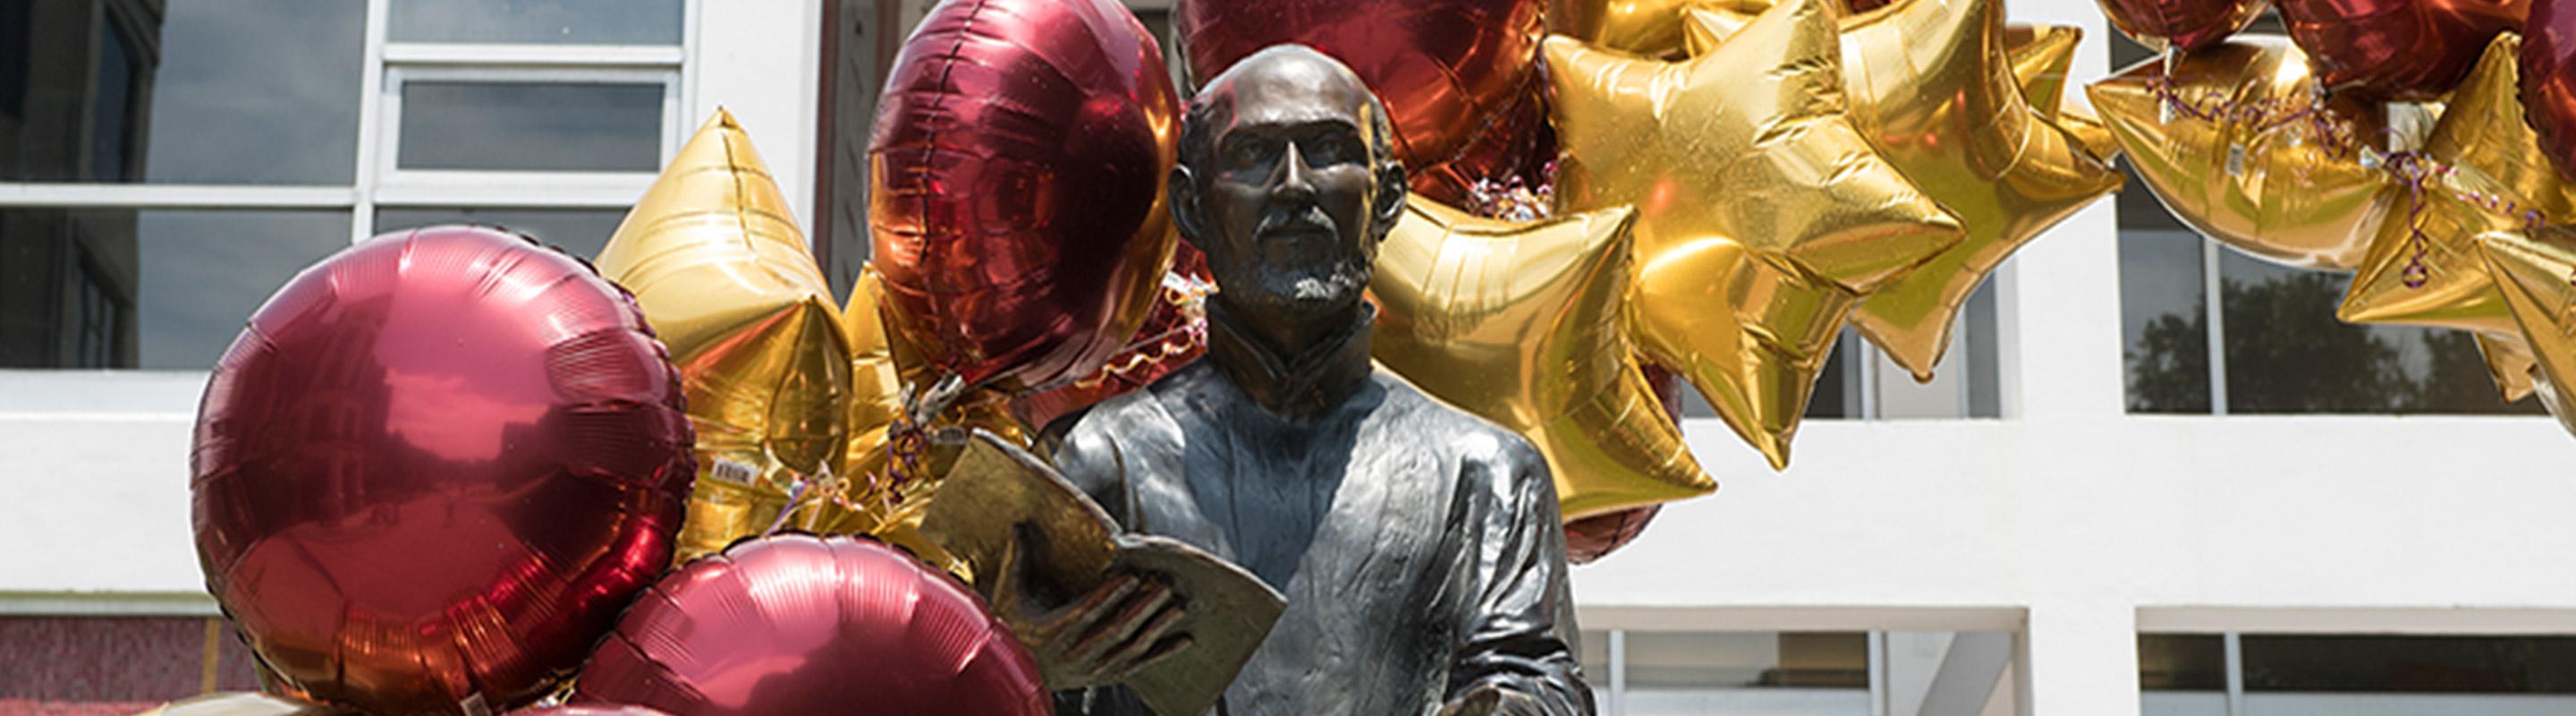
[2141,632,2576,715]
[0,0,687,370]
[2109,15,2538,416]
[1587,629,2011,716]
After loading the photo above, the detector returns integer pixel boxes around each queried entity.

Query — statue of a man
[1038,45,1594,715]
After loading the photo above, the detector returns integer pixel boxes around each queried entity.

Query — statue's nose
[1270,142,1317,203]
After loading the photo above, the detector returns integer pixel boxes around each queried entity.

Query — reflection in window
[0,209,348,370]
[376,207,628,260]
[397,81,664,172]
[2144,632,2576,715]
[389,0,684,45]
[149,0,364,183]
[90,18,139,182]
[1623,631,1869,715]
[2140,634,2228,716]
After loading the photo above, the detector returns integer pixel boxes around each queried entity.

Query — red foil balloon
[2281,0,2526,98]
[2094,0,2267,51]
[191,226,696,714]
[869,0,1180,394]
[575,534,1047,716]
[1013,243,1214,430]
[1175,0,1547,179]
[2528,0,2576,179]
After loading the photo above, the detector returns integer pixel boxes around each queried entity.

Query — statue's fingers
[1069,579,1174,666]
[1045,574,1141,644]
[1111,634,1195,679]
[1097,601,1187,673]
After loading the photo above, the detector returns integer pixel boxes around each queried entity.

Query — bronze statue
[1037,45,1594,715]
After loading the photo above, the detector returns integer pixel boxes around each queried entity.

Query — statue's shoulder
[1365,368,1550,483]
[1050,362,1211,493]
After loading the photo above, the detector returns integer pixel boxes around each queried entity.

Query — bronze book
[919,430,1285,716]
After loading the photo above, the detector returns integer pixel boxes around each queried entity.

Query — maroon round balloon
[2529,0,2576,180]
[510,706,673,716]
[869,0,1180,394]
[191,226,696,714]
[2280,0,2526,99]
[2093,0,2267,51]
[575,534,1047,716]
[1176,0,1546,176]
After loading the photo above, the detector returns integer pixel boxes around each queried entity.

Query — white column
[688,0,826,240]
[2017,603,2141,716]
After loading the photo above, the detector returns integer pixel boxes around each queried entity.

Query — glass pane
[2217,252,2544,413]
[2140,634,2228,690]
[2119,226,2211,413]
[0,617,262,712]
[2242,635,2576,694]
[390,0,683,45]
[0,209,350,370]
[375,207,628,261]
[398,81,664,172]
[0,0,362,183]
[1625,632,1869,716]
[1627,631,1868,688]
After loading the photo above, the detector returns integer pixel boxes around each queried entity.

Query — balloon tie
[879,373,970,506]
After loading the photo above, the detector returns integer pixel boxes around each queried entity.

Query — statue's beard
[1218,251,1371,321]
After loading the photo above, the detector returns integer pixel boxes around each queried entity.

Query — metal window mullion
[2202,238,2230,415]
[1859,337,1884,420]
[1869,630,1890,716]
[380,42,684,67]
[0,183,355,209]
[1608,628,1627,716]
[2223,632,2245,716]
[352,0,393,243]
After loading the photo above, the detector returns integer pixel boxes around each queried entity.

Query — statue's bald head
[1170,45,1409,333]
[1178,46,1398,176]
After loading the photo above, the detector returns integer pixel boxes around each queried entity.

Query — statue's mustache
[1257,206,1336,238]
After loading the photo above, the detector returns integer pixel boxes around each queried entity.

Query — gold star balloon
[2479,226,2576,429]
[1681,0,2124,381]
[1551,0,1738,58]
[2341,34,2574,337]
[2089,38,2430,274]
[1370,197,1712,519]
[597,110,858,562]
[1547,0,1964,467]
[2479,331,2540,401]
[2337,34,2570,396]
[1998,23,2122,164]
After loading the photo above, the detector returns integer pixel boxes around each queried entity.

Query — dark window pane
[2140,634,2228,690]
[398,81,663,172]
[376,207,628,261]
[1626,631,1868,689]
[389,0,682,45]
[0,0,362,183]
[2218,253,2543,414]
[0,617,262,712]
[1965,277,2003,417]
[2243,635,2576,694]
[2120,226,2211,413]
[0,209,348,370]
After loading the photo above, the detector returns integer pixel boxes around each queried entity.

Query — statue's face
[1176,49,1403,326]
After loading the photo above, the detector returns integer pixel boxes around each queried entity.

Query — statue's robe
[1049,306,1593,715]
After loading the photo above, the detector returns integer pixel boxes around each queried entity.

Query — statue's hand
[1017,572,1193,691]
[1437,684,1547,716]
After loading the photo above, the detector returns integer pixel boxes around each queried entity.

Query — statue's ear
[1169,165,1208,247]
[1370,158,1408,240]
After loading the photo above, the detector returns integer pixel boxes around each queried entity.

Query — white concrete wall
[7,1,2576,715]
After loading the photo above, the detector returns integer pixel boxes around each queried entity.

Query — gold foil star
[2087,37,2428,272]
[2337,35,2571,396]
[1547,0,1963,467]
[597,109,859,562]
[1371,197,1712,519]
[1680,0,2120,381]
[2479,227,2576,415]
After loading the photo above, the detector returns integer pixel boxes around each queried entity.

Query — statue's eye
[1225,139,1273,169]
[1304,136,1360,166]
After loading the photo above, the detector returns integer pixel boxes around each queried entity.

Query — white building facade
[3,1,2572,715]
